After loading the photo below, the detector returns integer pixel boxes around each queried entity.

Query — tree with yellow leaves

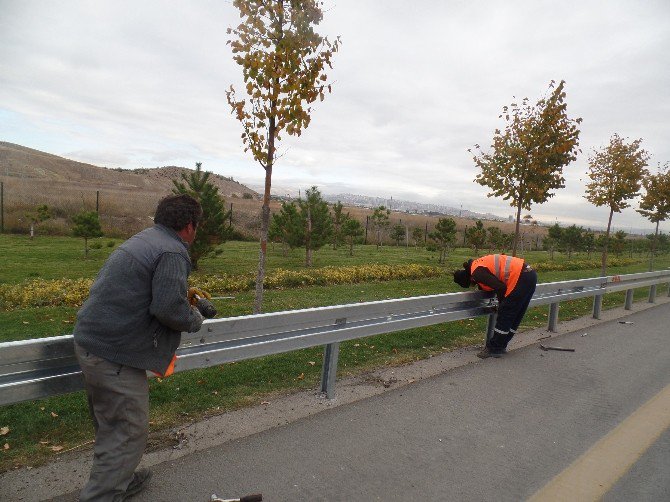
[637,162,670,270]
[585,134,650,275]
[471,80,582,256]
[226,0,340,313]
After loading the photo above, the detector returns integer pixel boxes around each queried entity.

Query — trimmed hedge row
[0,264,444,310]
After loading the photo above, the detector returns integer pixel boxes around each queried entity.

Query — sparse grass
[0,234,668,471]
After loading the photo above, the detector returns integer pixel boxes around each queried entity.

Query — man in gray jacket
[73,194,205,501]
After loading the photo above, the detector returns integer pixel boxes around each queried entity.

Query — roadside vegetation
[1,233,669,471]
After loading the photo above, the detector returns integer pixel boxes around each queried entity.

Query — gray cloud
[1,0,668,232]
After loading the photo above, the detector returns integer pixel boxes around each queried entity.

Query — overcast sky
[1,0,668,232]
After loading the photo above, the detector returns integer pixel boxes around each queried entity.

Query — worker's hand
[188,287,211,306]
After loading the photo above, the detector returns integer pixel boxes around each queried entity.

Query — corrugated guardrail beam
[1,270,669,406]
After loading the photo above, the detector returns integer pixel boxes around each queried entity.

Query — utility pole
[0,181,4,233]
[364,215,369,245]
[96,190,100,213]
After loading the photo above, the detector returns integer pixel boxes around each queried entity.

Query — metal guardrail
[1,270,669,406]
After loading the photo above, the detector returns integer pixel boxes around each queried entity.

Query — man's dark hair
[453,259,474,288]
[154,194,202,231]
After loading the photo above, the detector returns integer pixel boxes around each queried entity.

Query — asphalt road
[113,303,670,502]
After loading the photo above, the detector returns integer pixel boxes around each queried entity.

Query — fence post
[364,216,369,245]
[624,289,634,310]
[486,312,497,344]
[593,294,603,319]
[548,302,560,332]
[648,285,657,303]
[0,181,4,233]
[320,342,340,399]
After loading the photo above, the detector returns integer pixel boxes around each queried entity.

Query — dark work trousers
[488,269,538,351]
[74,342,149,502]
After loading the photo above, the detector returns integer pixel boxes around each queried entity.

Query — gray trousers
[75,342,149,502]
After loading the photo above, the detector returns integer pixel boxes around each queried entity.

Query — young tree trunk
[84,237,89,258]
[601,208,614,277]
[650,221,659,272]
[305,206,312,267]
[512,200,523,257]
[349,239,354,256]
[254,132,275,314]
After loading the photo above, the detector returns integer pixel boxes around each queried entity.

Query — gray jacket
[73,224,203,373]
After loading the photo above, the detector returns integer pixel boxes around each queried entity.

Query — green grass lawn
[0,233,668,471]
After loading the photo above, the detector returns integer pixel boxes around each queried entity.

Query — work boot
[122,468,152,500]
[477,347,503,359]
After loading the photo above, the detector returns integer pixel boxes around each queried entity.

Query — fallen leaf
[353,343,360,347]
[307,361,316,366]
[40,407,45,411]
[50,412,58,418]
[261,401,270,405]
[3,443,9,450]
[297,373,305,380]
[50,445,63,452]
[62,320,73,324]
[22,321,29,325]
[0,427,9,436]
[212,391,218,395]
[392,348,398,354]
[39,441,49,445]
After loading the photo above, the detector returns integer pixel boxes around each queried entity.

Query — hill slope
[0,142,262,236]
[0,142,259,198]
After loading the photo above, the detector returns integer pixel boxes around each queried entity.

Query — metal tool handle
[211,493,262,502]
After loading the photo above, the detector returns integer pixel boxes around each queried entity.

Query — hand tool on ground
[540,344,575,352]
[210,493,263,502]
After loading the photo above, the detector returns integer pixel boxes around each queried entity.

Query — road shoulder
[3,295,669,501]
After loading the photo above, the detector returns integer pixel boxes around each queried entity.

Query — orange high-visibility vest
[470,254,524,297]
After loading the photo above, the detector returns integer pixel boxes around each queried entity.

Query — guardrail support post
[548,302,559,332]
[624,289,634,310]
[320,342,340,399]
[486,312,497,344]
[648,285,657,303]
[593,294,603,319]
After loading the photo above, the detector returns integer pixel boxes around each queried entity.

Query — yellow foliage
[0,265,444,311]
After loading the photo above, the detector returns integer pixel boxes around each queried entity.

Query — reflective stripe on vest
[470,254,524,297]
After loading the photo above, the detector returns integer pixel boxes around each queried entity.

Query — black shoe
[122,468,152,500]
[477,347,503,359]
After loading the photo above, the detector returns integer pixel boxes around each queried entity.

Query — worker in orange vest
[453,254,537,358]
